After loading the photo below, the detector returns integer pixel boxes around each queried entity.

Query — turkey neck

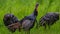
[33,3,39,17]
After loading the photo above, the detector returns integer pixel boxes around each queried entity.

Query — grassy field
[0,0,60,34]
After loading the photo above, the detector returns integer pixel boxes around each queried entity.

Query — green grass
[0,0,60,34]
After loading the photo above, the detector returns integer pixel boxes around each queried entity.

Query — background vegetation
[0,0,60,34]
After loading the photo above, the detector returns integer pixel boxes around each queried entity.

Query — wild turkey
[20,3,39,34]
[38,12,60,29]
[3,13,19,32]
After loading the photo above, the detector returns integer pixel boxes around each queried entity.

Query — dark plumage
[7,22,21,32]
[3,14,19,32]
[20,3,39,34]
[38,12,59,29]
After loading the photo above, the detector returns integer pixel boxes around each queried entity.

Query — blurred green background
[0,0,60,34]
